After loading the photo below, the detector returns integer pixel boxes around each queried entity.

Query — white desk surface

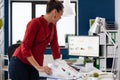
[39,67,114,80]
[40,58,114,80]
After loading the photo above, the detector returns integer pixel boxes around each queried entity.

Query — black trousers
[8,57,40,80]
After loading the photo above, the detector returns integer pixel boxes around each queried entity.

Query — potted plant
[84,57,94,65]
[92,72,99,80]
[84,57,94,72]
[16,40,22,44]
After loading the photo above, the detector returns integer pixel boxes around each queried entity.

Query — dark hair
[46,0,64,13]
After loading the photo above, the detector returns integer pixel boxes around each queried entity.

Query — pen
[61,68,71,75]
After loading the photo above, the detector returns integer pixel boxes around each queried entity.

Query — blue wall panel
[4,0,9,55]
[78,0,115,35]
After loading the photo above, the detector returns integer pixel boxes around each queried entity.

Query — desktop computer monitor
[68,36,99,57]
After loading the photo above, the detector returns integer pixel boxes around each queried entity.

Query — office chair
[7,44,20,61]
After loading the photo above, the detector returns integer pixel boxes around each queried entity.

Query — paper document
[46,60,83,80]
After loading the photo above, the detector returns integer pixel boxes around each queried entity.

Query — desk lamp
[89,17,118,79]
[62,0,75,17]
[89,17,115,46]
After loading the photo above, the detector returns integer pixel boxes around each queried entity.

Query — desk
[39,72,114,80]
[40,58,114,80]
[39,65,114,80]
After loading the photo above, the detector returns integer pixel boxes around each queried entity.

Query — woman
[8,0,64,80]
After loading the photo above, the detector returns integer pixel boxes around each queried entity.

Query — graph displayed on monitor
[68,36,99,57]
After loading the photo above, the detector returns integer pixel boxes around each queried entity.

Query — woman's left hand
[43,66,52,75]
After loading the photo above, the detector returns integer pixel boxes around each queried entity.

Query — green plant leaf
[0,18,3,29]
[93,72,99,77]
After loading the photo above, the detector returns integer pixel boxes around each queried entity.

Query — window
[10,0,78,47]
[11,2,32,45]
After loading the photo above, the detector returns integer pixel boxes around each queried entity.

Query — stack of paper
[47,60,83,80]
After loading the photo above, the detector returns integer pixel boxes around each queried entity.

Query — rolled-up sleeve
[21,20,39,58]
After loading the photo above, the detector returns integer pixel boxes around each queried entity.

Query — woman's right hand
[37,66,52,75]
[27,56,52,75]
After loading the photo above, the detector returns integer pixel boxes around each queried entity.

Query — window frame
[10,0,78,48]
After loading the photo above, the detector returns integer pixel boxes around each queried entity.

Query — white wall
[0,0,4,55]
[115,0,120,25]
[0,0,4,79]
[115,0,120,79]
[115,0,120,43]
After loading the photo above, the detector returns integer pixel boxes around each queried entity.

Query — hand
[43,66,52,75]
[37,66,52,75]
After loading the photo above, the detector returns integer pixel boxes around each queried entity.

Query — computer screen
[68,36,99,57]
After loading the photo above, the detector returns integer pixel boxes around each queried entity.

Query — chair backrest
[7,44,20,61]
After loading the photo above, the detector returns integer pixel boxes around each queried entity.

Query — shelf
[3,66,8,71]
[106,43,116,46]
[2,55,9,80]
[99,56,106,58]
[106,30,118,32]
[2,55,8,71]
[95,29,118,72]
[2,55,8,60]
